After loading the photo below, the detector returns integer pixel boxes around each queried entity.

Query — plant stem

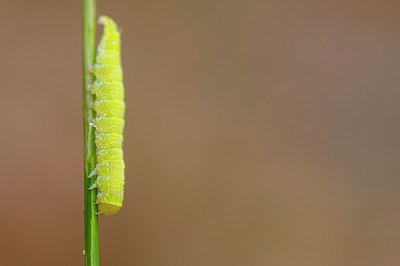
[82,0,99,265]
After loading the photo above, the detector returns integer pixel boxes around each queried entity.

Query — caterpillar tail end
[98,15,118,29]
[98,203,121,216]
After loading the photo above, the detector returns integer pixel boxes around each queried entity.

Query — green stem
[82,0,99,265]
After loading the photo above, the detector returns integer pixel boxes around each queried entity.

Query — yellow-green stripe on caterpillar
[88,16,125,216]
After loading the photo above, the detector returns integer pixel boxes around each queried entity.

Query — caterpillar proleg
[90,16,125,216]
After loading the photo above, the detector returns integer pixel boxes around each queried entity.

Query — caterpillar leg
[89,118,96,131]
[87,98,94,109]
[88,167,97,178]
[89,182,98,190]
[86,84,93,93]
[87,65,95,74]
[86,83,99,96]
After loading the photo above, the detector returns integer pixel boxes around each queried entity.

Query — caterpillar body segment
[91,15,125,216]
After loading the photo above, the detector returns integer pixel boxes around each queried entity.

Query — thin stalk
[82,0,99,265]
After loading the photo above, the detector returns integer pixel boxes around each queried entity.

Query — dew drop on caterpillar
[89,15,125,216]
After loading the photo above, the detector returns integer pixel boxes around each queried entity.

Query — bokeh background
[1,0,400,265]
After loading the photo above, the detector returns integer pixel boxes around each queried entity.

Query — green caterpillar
[88,16,125,216]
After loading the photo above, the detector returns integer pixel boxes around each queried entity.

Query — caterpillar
[88,15,125,216]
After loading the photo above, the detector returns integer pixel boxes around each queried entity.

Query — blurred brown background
[0,0,400,265]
